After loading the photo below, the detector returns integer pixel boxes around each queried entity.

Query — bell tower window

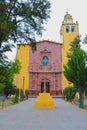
[71,26,76,32]
[66,25,76,32]
[66,26,70,32]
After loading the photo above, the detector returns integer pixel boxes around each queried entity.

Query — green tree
[4,85,16,97]
[64,36,87,108]
[3,59,21,97]
[0,45,21,96]
[0,58,21,85]
[7,59,21,84]
[0,44,12,84]
[0,83,5,96]
[0,0,51,50]
[0,35,21,96]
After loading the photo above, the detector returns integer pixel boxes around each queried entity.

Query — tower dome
[63,11,73,23]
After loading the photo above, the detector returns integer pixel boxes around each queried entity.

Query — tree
[0,0,51,50]
[0,44,12,84]
[4,85,16,97]
[0,58,21,97]
[0,83,5,96]
[0,28,21,96]
[0,44,21,96]
[64,36,87,108]
[0,57,21,85]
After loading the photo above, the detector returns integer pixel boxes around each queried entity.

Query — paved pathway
[0,98,87,130]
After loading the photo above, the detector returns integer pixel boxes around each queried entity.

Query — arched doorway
[41,79,50,93]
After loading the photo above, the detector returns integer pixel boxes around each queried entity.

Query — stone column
[43,80,46,93]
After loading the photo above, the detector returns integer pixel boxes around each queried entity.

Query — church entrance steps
[34,93,55,109]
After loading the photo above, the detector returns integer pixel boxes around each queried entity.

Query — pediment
[40,49,51,53]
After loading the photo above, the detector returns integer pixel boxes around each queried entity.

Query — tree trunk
[78,89,84,108]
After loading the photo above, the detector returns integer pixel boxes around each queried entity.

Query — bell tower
[60,11,79,90]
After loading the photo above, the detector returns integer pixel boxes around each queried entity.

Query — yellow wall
[61,22,79,90]
[14,44,30,92]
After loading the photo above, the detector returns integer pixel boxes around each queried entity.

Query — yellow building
[60,11,79,90]
[14,44,30,92]
[14,12,79,95]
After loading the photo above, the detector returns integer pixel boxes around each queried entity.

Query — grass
[0,96,29,111]
[0,98,12,110]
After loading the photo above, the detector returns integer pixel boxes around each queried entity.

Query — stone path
[0,98,87,130]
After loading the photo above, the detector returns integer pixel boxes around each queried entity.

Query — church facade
[29,41,62,95]
[14,12,79,96]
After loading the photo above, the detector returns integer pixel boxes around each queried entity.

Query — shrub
[11,95,19,104]
[25,90,29,99]
[63,86,76,101]
[11,88,20,104]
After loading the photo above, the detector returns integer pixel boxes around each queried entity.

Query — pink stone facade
[29,40,62,96]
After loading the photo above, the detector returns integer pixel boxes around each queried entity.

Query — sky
[37,0,87,42]
[7,0,87,60]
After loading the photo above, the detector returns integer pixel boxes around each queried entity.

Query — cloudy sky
[8,0,87,60]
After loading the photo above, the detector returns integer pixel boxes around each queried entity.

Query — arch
[41,79,50,93]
